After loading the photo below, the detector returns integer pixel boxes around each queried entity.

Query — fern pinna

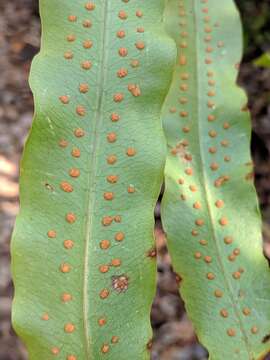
[161,1,270,359]
[11,1,175,359]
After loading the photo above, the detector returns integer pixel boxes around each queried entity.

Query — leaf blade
[11,1,176,359]
[161,1,270,359]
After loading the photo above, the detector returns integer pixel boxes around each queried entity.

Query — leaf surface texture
[161,1,270,359]
[11,1,175,359]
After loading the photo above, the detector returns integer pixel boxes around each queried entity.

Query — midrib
[83,0,110,358]
[191,0,252,356]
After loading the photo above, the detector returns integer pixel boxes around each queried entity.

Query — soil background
[0,1,270,359]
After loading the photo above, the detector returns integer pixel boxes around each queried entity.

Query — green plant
[161,1,270,359]
[254,52,270,68]
[11,1,176,359]
[11,0,270,359]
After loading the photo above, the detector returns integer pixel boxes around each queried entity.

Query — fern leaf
[11,1,176,359]
[161,1,270,359]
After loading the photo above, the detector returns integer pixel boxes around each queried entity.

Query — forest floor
[0,1,270,359]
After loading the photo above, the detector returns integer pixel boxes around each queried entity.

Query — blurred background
[0,0,270,359]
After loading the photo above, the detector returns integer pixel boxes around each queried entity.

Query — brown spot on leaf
[262,334,270,343]
[147,247,156,258]
[112,275,129,293]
